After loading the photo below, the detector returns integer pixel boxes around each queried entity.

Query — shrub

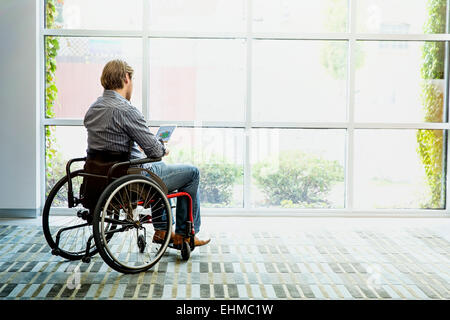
[165,148,242,206]
[252,150,344,208]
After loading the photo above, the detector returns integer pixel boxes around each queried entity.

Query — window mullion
[244,0,253,210]
[142,0,150,120]
[39,0,46,212]
[345,0,357,212]
[444,3,450,213]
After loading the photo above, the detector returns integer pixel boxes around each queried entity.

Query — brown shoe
[172,234,185,249]
[173,234,211,248]
[152,230,175,244]
[193,236,211,247]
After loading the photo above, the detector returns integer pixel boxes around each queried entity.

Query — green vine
[45,0,60,194]
[417,0,447,208]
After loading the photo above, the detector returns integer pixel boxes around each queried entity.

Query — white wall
[0,0,39,217]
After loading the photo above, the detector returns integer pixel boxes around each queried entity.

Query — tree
[320,0,365,81]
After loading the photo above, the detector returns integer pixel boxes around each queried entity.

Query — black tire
[181,241,191,261]
[137,234,146,253]
[42,170,98,260]
[92,174,173,274]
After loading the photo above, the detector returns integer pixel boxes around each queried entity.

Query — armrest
[107,157,162,180]
[129,157,162,166]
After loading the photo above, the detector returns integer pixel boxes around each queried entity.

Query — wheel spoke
[104,216,134,226]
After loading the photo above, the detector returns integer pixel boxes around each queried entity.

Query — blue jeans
[142,161,201,235]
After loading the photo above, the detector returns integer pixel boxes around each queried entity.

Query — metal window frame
[39,0,450,217]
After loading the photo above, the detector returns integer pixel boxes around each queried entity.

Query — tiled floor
[0,216,449,300]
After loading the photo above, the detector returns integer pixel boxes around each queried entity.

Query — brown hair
[100,59,134,90]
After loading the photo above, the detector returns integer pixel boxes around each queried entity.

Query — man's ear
[124,74,130,85]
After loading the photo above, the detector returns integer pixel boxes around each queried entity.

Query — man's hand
[160,140,170,156]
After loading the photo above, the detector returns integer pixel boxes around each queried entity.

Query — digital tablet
[155,124,177,143]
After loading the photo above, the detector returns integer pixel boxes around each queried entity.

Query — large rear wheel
[42,170,97,260]
[92,174,173,274]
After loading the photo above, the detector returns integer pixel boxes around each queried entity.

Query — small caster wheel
[189,237,195,252]
[51,248,60,256]
[137,234,146,253]
[181,241,191,261]
[82,256,91,263]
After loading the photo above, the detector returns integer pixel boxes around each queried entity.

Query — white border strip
[202,207,448,217]
[252,33,450,41]
[46,207,448,218]
[42,29,450,42]
[43,118,450,130]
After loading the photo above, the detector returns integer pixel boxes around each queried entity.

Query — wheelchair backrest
[80,158,129,211]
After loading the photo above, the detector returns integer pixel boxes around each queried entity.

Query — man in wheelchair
[83,59,210,248]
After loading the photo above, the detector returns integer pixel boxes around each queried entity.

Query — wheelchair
[42,153,196,274]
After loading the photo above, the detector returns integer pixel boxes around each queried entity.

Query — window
[148,38,246,122]
[47,0,143,30]
[251,129,346,209]
[356,0,446,34]
[252,40,347,122]
[354,129,445,209]
[253,0,348,33]
[46,37,143,119]
[157,127,245,208]
[149,0,247,33]
[42,0,449,214]
[355,41,447,123]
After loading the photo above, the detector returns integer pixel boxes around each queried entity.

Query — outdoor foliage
[417,0,447,208]
[165,148,242,207]
[252,150,344,208]
[45,0,61,196]
[321,0,365,80]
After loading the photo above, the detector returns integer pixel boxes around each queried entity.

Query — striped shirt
[84,90,165,160]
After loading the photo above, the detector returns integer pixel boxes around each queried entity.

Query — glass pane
[46,37,142,119]
[253,0,348,33]
[46,0,143,30]
[356,0,448,34]
[252,40,347,122]
[251,129,346,208]
[153,127,244,208]
[354,129,446,209]
[149,39,246,121]
[45,126,87,197]
[355,41,447,123]
[149,0,246,32]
